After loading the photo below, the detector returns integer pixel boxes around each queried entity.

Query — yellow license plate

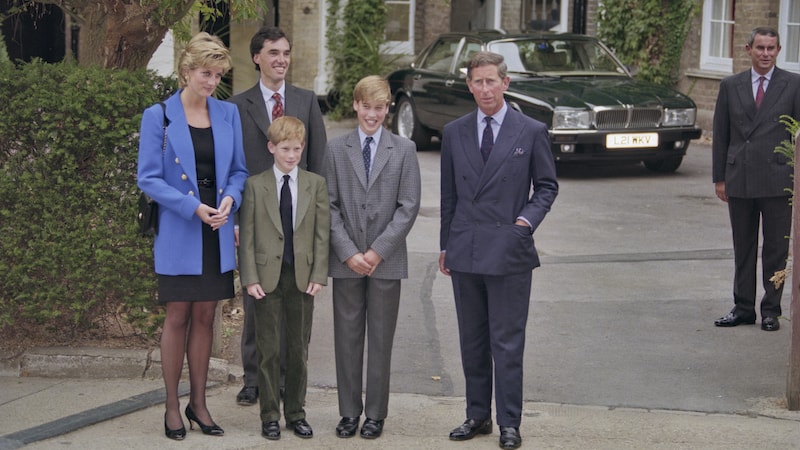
[606,133,659,149]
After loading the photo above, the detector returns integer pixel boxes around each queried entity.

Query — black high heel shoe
[185,405,224,436]
[164,413,186,440]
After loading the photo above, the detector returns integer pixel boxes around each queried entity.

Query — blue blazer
[440,106,558,275]
[137,91,248,276]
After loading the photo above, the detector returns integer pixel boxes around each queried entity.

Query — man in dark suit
[439,52,558,449]
[712,27,800,332]
[228,26,327,405]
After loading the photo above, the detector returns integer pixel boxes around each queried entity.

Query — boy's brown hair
[267,116,306,145]
[353,75,391,105]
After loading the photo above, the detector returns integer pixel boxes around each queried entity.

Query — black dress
[157,126,234,303]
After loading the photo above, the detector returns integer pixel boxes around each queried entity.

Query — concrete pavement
[1,370,799,449]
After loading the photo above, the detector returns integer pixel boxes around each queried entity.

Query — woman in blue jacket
[137,32,248,440]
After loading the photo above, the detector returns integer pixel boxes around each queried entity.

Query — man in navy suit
[439,51,558,449]
[712,27,800,332]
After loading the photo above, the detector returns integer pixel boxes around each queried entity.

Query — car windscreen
[488,39,628,76]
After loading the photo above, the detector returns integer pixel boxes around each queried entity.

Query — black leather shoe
[499,426,522,449]
[236,385,258,405]
[360,418,384,439]
[449,418,493,441]
[762,316,780,331]
[714,312,756,327]
[185,405,224,436]
[164,414,186,441]
[261,421,281,440]
[336,417,360,438]
[288,418,313,438]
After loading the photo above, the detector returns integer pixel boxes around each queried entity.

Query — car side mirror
[459,67,468,78]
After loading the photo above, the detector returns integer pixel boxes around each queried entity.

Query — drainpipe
[572,0,586,34]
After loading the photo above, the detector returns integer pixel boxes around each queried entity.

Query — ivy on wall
[597,0,695,86]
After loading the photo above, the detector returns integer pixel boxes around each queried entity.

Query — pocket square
[513,147,526,156]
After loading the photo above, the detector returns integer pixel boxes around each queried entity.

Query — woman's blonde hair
[177,32,232,87]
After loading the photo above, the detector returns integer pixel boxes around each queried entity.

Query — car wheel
[393,96,431,149]
[643,156,683,173]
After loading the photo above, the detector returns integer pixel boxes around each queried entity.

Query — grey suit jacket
[325,129,421,279]
[440,106,558,276]
[238,167,330,293]
[712,67,800,198]
[228,83,327,175]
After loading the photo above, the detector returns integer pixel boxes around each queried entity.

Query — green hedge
[0,60,177,338]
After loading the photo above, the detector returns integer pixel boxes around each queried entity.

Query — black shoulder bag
[137,102,169,236]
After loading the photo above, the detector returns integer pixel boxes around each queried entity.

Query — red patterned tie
[755,76,765,108]
[272,92,284,119]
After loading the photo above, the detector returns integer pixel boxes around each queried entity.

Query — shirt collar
[752,67,776,83]
[358,127,382,147]
[477,102,508,126]
[273,165,298,182]
[260,80,286,101]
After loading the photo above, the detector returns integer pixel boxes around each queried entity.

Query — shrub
[326,0,388,118]
[0,60,177,340]
[597,0,695,86]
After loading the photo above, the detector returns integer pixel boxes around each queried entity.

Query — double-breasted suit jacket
[713,67,800,198]
[325,130,421,280]
[238,168,330,293]
[228,83,327,175]
[137,92,248,276]
[440,106,558,275]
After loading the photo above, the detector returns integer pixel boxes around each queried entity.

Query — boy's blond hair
[177,32,232,88]
[353,75,391,105]
[267,116,306,145]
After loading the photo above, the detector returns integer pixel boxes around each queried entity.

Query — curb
[15,347,236,382]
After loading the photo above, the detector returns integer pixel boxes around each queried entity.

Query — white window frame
[553,0,568,32]
[778,0,800,72]
[382,0,414,55]
[700,0,734,73]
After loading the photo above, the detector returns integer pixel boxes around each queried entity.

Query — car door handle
[445,79,455,87]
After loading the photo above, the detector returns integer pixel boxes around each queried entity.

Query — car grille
[595,108,662,130]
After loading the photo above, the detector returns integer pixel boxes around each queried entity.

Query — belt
[197,178,216,187]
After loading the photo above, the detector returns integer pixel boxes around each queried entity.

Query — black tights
[162,301,217,429]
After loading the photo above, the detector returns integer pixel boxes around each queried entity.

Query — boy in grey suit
[325,75,421,439]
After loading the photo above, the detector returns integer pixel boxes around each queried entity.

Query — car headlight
[552,108,592,130]
[663,108,696,127]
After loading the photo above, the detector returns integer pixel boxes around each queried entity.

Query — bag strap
[157,102,170,182]
[158,102,169,156]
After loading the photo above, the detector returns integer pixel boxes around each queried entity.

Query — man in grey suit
[325,75,420,440]
[439,52,558,449]
[712,27,800,332]
[228,26,327,405]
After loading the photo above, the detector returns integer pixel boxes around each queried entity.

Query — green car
[387,31,702,172]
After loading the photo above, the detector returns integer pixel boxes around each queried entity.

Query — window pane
[421,39,459,72]
[711,0,724,20]
[721,23,733,58]
[790,0,800,21]
[786,26,800,64]
[385,3,410,42]
[710,22,722,56]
